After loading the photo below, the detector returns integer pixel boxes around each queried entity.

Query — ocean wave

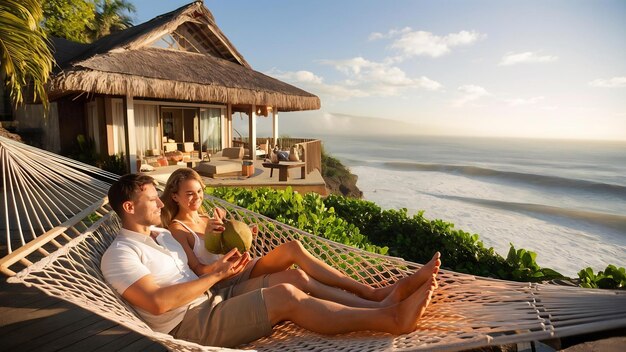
[384,161,626,198]
[428,194,626,233]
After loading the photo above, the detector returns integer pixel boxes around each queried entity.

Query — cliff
[321,151,362,198]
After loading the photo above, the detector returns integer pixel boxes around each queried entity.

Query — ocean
[322,135,626,277]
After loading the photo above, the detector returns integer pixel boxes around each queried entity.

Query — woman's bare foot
[387,274,436,334]
[379,252,441,305]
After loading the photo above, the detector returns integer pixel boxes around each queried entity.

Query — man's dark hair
[108,174,156,217]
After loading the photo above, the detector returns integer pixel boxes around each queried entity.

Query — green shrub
[207,187,387,255]
[208,187,624,287]
[579,265,626,289]
[322,194,563,281]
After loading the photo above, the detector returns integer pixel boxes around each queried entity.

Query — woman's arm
[169,223,206,275]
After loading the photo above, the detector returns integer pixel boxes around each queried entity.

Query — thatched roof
[48,1,320,111]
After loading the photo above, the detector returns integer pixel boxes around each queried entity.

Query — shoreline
[349,164,626,278]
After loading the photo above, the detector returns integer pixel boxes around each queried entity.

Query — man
[101,174,437,348]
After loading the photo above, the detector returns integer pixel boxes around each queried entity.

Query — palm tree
[91,0,136,40]
[0,0,53,109]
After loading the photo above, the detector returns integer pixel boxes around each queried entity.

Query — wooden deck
[148,159,328,195]
[0,278,165,352]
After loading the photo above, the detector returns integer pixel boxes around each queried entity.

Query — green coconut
[222,220,253,253]
[204,230,224,254]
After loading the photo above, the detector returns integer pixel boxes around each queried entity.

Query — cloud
[589,76,626,88]
[268,57,442,100]
[369,27,412,41]
[499,52,558,66]
[321,57,443,95]
[267,69,368,100]
[454,85,489,107]
[386,29,485,58]
[269,70,324,84]
[504,96,545,106]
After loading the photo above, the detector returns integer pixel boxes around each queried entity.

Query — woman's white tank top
[171,219,222,265]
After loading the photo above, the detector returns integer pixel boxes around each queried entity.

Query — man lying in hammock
[101,173,440,348]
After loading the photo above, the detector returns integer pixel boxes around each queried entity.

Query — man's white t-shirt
[101,226,208,333]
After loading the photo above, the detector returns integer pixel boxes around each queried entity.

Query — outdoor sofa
[194,146,244,177]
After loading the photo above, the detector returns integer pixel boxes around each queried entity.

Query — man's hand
[210,248,251,281]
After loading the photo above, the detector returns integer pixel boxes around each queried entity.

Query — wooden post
[248,105,257,160]
[226,104,232,148]
[272,108,279,147]
[124,91,137,173]
[104,97,114,156]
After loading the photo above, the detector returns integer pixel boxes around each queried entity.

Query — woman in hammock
[161,168,440,308]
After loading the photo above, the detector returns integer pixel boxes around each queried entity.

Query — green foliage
[73,134,98,165]
[321,146,354,180]
[91,0,135,39]
[70,135,127,174]
[0,0,54,109]
[207,187,388,255]
[99,152,127,175]
[506,245,564,281]
[84,212,102,226]
[578,265,626,289]
[323,194,564,281]
[208,187,622,288]
[43,0,95,43]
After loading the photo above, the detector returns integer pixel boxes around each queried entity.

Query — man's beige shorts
[171,259,273,348]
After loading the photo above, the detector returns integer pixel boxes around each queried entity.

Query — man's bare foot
[387,274,436,334]
[379,252,441,305]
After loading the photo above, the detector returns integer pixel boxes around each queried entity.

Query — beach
[323,135,626,277]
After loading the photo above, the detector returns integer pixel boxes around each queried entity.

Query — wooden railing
[233,137,322,174]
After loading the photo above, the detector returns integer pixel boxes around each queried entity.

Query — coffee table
[262,161,306,181]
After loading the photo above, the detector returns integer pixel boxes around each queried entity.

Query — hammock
[2,136,626,351]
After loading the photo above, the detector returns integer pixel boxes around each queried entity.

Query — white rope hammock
[3,136,626,351]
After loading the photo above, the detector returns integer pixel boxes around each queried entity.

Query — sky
[131,0,626,141]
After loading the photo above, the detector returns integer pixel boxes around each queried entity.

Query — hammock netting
[2,136,626,351]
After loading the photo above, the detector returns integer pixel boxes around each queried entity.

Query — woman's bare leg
[250,241,440,301]
[262,275,436,335]
[234,268,386,308]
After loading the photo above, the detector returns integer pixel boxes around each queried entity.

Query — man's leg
[262,275,436,335]
[234,268,385,308]
[250,240,440,302]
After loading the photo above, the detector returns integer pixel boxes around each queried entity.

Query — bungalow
[14,1,320,172]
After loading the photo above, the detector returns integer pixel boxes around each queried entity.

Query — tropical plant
[0,0,54,109]
[42,0,95,43]
[579,265,626,289]
[91,0,136,40]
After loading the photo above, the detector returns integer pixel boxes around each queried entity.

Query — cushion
[221,147,244,159]
[277,151,289,161]
[195,160,242,176]
[183,142,194,153]
[163,142,178,152]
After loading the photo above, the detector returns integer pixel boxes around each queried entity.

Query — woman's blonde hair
[161,168,206,227]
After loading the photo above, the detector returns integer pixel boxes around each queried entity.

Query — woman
[161,168,441,308]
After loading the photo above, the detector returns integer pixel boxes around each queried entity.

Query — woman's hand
[213,207,227,221]
[208,207,226,233]
[249,224,259,238]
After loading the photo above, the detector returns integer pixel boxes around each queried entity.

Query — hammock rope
[2,136,626,351]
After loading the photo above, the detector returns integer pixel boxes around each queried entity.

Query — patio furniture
[262,161,306,181]
[256,140,269,159]
[195,160,242,178]
[194,146,244,177]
